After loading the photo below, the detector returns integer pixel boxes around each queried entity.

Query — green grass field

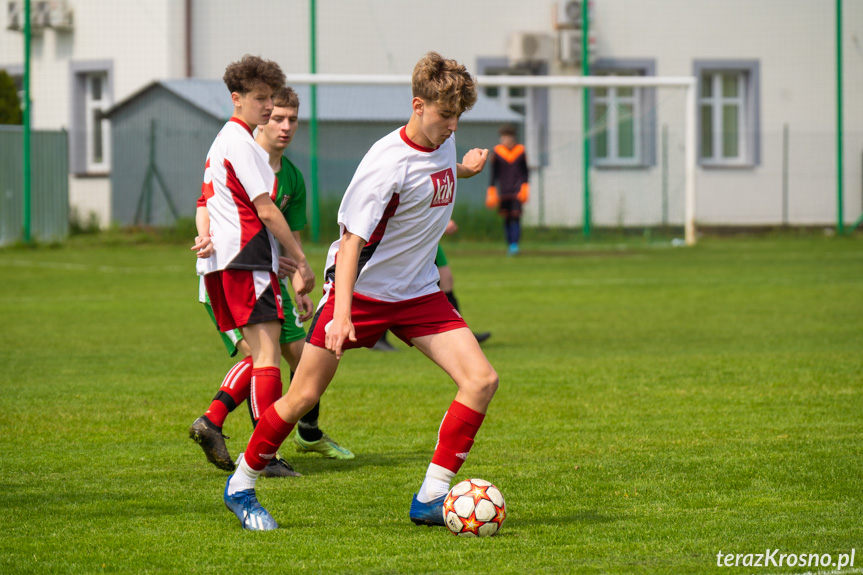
[1,234,861,574]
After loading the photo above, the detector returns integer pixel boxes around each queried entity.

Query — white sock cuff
[417,463,457,503]
[227,454,261,495]
[426,462,456,483]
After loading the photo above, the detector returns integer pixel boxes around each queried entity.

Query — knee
[472,367,499,402]
[295,387,322,415]
[281,382,322,420]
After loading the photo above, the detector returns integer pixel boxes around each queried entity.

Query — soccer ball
[443,478,506,537]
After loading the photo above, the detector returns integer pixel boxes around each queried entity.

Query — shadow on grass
[510,509,618,527]
[278,450,429,477]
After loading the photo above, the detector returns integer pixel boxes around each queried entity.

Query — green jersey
[273,155,308,232]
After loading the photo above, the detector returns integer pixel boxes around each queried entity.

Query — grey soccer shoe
[261,454,302,478]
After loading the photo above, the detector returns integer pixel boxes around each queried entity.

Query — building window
[476,57,550,167]
[594,74,640,165]
[694,60,760,167]
[481,66,531,116]
[84,73,110,171]
[69,61,113,175]
[591,59,656,168]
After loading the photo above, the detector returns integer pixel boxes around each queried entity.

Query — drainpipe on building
[309,0,320,243]
[185,0,193,77]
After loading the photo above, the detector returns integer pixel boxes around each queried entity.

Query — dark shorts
[499,193,522,217]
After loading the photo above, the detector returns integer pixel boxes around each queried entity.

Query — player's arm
[192,205,214,258]
[485,153,500,208]
[253,195,315,295]
[277,232,305,277]
[516,152,530,203]
[519,151,530,183]
[277,231,314,320]
[456,148,489,179]
[326,229,365,360]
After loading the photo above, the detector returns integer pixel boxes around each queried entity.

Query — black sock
[444,290,460,312]
[298,401,323,441]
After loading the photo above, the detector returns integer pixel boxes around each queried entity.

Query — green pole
[835,0,844,235]
[22,0,31,243]
[581,0,591,239]
[309,0,320,243]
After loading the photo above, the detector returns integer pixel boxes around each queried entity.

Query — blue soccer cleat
[409,493,446,527]
[223,475,278,531]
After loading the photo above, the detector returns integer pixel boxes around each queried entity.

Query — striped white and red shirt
[196,117,278,276]
[322,126,457,302]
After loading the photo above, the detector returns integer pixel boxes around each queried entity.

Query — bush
[0,70,22,125]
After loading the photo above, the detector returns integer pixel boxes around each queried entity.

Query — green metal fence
[0,126,68,246]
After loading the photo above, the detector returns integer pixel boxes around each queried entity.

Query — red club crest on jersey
[429,168,455,208]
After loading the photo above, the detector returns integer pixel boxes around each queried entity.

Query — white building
[1,0,861,231]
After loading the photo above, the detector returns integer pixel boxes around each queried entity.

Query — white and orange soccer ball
[443,478,506,537]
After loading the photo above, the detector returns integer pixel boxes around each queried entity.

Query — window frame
[694,60,760,168]
[590,59,656,169]
[83,72,110,173]
[477,57,550,168]
[69,60,113,175]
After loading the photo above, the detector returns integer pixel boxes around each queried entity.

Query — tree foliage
[0,70,22,125]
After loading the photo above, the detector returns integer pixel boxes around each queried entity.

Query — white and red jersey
[196,117,279,276]
[322,126,457,302]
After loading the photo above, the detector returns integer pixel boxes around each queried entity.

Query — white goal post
[286,73,698,245]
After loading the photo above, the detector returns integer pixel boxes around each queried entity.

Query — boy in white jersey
[222,52,497,531]
[195,56,315,486]
[190,86,353,477]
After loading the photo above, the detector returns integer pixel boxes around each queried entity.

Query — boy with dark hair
[194,56,316,488]
[221,52,497,531]
[191,85,353,477]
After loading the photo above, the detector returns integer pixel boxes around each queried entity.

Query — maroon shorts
[307,287,468,350]
[204,269,283,332]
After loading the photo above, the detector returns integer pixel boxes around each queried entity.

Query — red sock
[431,401,486,474]
[244,405,295,471]
[204,356,253,427]
[249,367,283,424]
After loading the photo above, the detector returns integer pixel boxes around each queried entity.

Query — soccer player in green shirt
[190,86,353,476]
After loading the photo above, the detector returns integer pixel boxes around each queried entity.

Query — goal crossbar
[286,74,698,245]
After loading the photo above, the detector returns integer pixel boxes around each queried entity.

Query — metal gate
[0,126,69,246]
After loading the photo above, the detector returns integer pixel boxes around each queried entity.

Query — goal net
[284,73,696,245]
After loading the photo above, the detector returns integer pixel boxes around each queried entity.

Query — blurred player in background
[221,52,498,531]
[486,124,529,255]
[191,85,354,477]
